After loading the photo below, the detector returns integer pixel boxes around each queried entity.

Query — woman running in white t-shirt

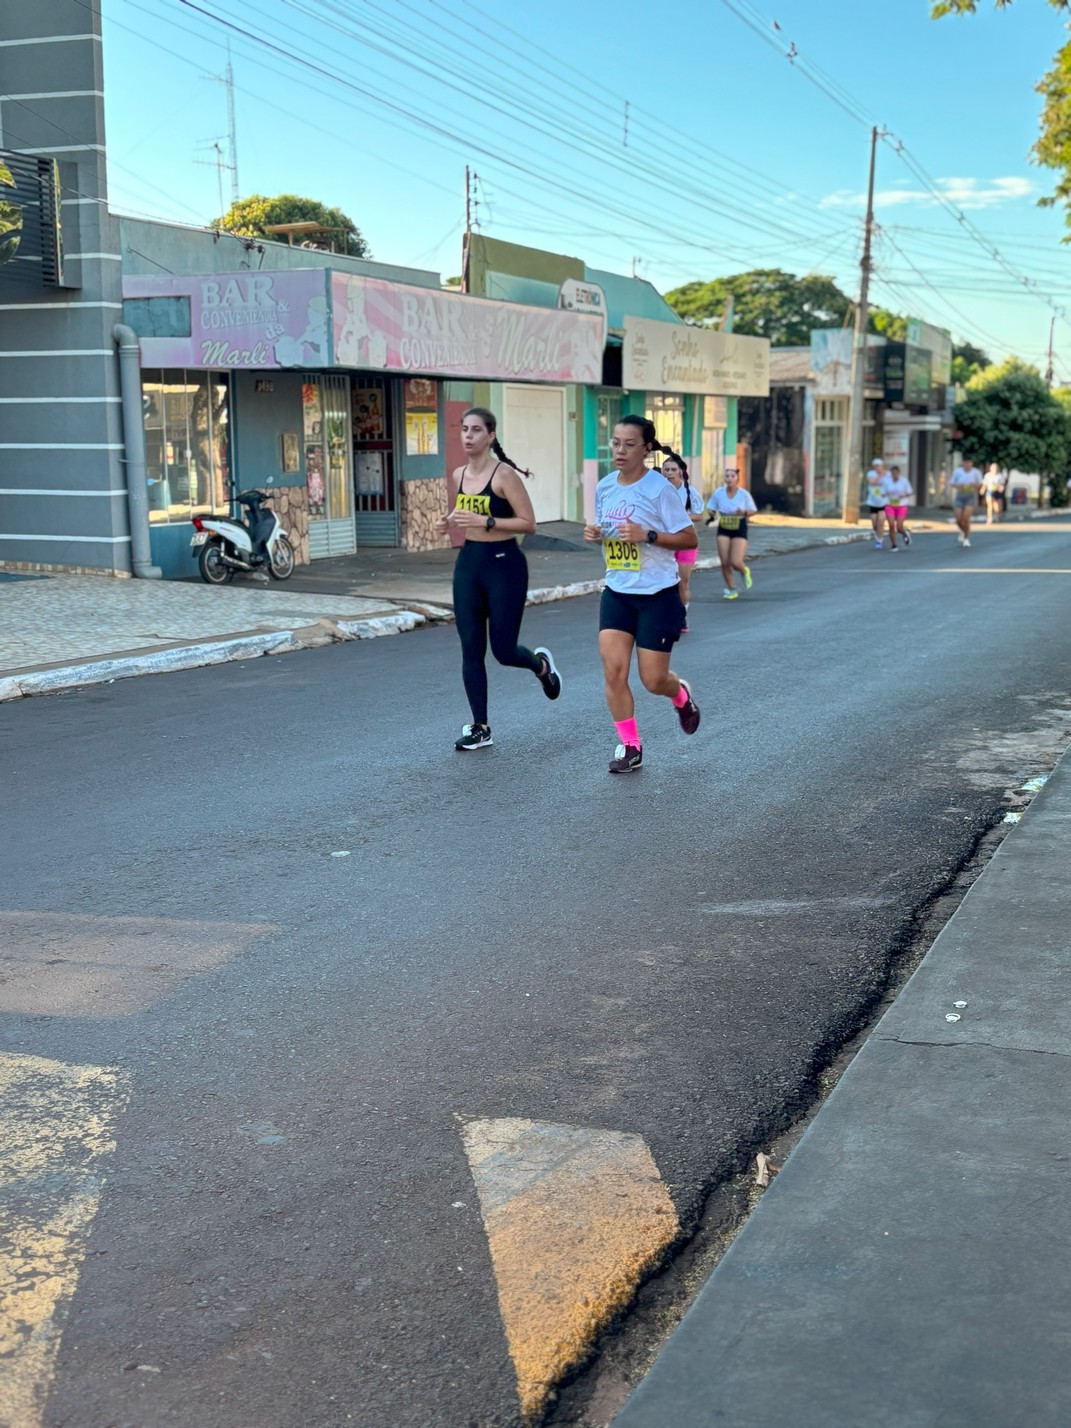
[660,451,704,631]
[879,465,913,551]
[707,468,758,599]
[583,417,701,774]
[949,456,982,548]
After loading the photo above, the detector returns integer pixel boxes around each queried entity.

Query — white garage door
[502,385,567,523]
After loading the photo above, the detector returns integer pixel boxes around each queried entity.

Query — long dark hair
[663,448,694,509]
[462,406,531,479]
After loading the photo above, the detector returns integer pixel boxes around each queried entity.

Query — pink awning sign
[123,270,332,370]
[333,274,604,384]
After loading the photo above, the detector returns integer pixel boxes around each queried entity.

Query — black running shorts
[599,584,685,652]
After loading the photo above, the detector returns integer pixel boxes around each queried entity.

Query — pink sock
[614,717,640,748]
[672,683,690,709]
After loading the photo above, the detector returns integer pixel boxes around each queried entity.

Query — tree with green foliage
[1050,384,1071,501]
[951,341,991,385]
[869,307,908,342]
[664,269,852,343]
[934,2,1071,234]
[955,358,1068,502]
[213,193,370,258]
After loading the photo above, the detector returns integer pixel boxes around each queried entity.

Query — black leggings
[453,539,541,725]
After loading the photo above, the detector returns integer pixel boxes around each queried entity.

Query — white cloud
[820,176,1035,211]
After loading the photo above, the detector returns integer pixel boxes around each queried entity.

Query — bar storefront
[123,269,604,578]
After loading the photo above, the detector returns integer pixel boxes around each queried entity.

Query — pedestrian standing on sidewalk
[707,467,758,600]
[866,459,888,547]
[983,463,1006,525]
[583,416,701,774]
[435,407,561,752]
[949,456,982,548]
[880,464,914,551]
[661,451,704,631]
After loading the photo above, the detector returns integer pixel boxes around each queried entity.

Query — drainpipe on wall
[112,323,162,578]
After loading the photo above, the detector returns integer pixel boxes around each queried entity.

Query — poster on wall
[302,382,322,441]
[356,450,385,496]
[306,447,326,516]
[352,386,386,442]
[404,377,436,409]
[404,377,439,455]
[405,412,439,455]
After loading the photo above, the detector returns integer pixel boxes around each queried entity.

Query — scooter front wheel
[199,541,233,585]
[269,535,296,580]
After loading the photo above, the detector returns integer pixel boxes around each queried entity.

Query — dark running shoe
[675,679,701,735]
[609,743,643,774]
[903,530,912,546]
[533,646,562,700]
[455,723,493,751]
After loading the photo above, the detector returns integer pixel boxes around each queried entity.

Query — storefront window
[596,393,623,477]
[701,397,728,495]
[142,369,230,524]
[814,397,846,515]
[645,394,684,459]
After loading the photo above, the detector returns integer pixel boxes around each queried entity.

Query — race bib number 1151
[456,493,491,515]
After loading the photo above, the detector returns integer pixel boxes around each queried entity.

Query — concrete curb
[0,609,429,702]
[0,533,873,702]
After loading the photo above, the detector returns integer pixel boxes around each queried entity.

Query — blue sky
[99,0,1071,371]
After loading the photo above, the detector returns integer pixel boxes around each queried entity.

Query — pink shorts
[886,505,908,521]
[675,548,698,565]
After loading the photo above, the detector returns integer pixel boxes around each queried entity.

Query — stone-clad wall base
[0,561,131,578]
[271,486,310,566]
[401,477,451,552]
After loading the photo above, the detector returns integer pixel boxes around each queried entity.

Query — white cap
[871,458,884,468]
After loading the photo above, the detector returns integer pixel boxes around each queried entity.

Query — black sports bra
[455,462,516,520]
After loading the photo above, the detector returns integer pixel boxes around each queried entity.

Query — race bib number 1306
[603,537,641,571]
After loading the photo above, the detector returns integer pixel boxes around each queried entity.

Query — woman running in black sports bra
[435,407,561,751]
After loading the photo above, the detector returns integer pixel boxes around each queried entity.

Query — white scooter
[191,489,295,584]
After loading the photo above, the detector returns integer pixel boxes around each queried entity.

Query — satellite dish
[0,159,22,266]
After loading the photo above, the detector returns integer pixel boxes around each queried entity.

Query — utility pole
[462,166,471,292]
[1045,316,1055,389]
[843,125,879,525]
[225,46,239,204]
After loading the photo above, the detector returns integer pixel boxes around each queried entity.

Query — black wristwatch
[485,515,496,531]
[646,529,658,544]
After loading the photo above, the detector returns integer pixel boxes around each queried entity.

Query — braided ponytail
[490,435,532,480]
[664,448,694,510]
[462,406,532,479]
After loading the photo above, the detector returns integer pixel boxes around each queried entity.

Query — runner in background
[949,456,982,548]
[880,464,914,552]
[707,467,758,600]
[436,407,561,752]
[661,451,704,632]
[983,463,1006,525]
[583,416,701,774]
[866,459,888,548]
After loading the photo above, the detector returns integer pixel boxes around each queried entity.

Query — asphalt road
[4,522,1071,1428]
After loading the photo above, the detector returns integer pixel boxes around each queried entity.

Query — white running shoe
[963,538,971,548]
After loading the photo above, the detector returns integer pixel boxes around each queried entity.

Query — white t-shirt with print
[880,474,913,506]
[865,471,887,508]
[952,466,981,491]
[595,469,691,595]
[672,480,704,515]
[707,488,758,532]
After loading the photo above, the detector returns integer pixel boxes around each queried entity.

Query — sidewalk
[0,516,883,701]
[614,752,1071,1428]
